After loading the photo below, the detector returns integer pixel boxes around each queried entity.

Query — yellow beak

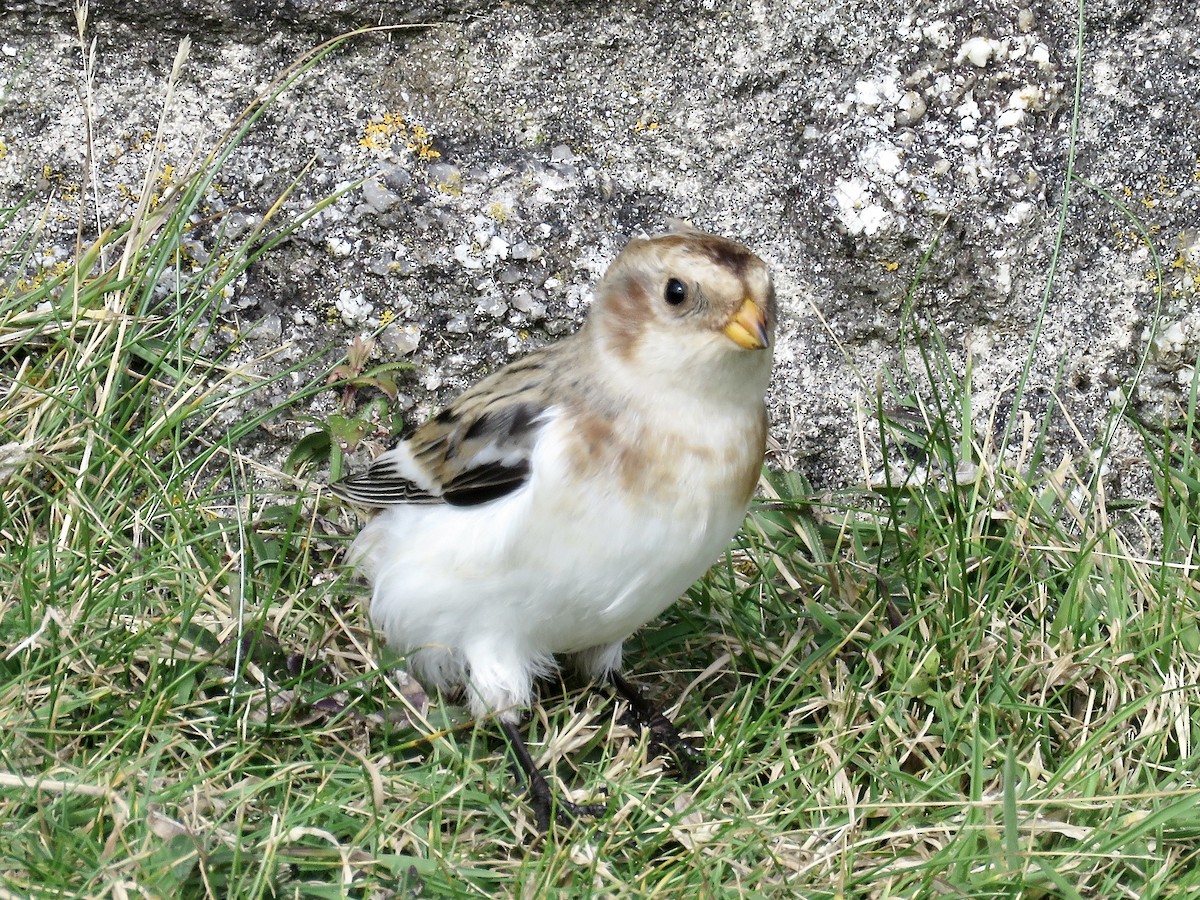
[722,298,770,350]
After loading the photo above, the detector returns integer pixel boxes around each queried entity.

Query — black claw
[528,781,608,832]
[608,671,707,780]
[659,734,706,781]
[540,795,609,830]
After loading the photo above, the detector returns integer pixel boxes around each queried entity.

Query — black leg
[608,672,705,780]
[499,719,607,832]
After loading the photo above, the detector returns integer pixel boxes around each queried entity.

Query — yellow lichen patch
[360,113,440,160]
[15,256,74,296]
[432,170,462,196]
[170,242,200,273]
[1111,222,1162,253]
[360,112,407,153]
[41,165,80,204]
[406,124,440,161]
[1171,230,1200,295]
[487,202,513,223]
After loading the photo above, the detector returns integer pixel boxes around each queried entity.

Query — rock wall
[2,0,1197,492]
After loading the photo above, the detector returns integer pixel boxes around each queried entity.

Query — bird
[329,223,776,831]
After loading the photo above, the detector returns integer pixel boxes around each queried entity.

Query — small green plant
[328,333,410,410]
[286,334,409,480]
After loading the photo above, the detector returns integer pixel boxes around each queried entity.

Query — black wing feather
[441,459,532,506]
[327,344,563,510]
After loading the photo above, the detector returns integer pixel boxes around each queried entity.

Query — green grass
[4,7,1200,899]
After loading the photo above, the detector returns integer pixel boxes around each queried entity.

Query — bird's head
[587,224,776,400]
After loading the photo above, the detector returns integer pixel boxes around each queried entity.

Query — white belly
[358,460,742,658]
[351,404,759,715]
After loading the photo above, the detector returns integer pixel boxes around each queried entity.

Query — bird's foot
[610,672,706,781]
[501,718,607,833]
[528,784,608,833]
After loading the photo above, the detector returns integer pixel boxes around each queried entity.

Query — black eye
[664,278,687,306]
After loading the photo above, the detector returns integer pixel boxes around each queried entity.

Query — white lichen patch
[335,289,372,326]
[833,178,893,236]
[957,36,1005,67]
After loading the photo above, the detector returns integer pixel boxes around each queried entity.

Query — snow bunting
[330,223,776,830]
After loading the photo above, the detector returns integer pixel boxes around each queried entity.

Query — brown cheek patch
[600,277,652,362]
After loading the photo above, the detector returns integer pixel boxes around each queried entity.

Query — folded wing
[328,353,557,509]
